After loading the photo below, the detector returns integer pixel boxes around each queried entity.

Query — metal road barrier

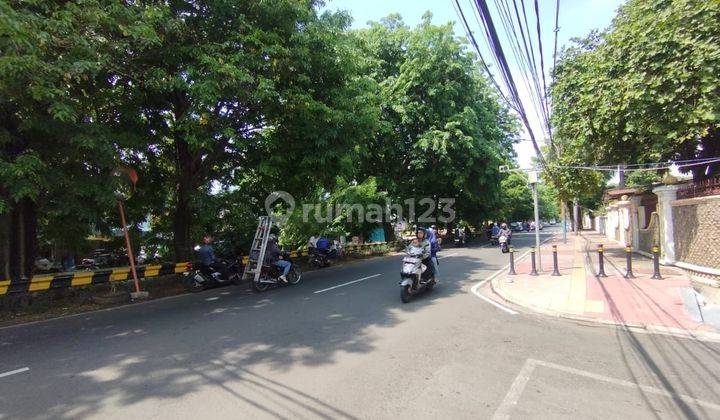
[651,246,663,280]
[597,244,608,278]
[551,245,561,276]
[0,262,191,296]
[624,246,636,279]
[529,247,538,276]
[0,240,408,296]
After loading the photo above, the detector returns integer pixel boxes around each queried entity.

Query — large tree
[551,0,720,181]
[113,1,376,260]
[0,0,158,278]
[355,14,516,225]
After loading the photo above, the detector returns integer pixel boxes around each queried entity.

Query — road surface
[2,229,719,419]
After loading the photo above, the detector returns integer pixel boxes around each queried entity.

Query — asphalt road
[2,229,720,419]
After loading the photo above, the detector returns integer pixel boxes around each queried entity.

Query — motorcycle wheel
[401,285,413,303]
[287,266,302,285]
[185,275,204,293]
[252,278,271,292]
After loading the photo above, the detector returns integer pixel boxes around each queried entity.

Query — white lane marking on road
[494,358,720,418]
[438,253,457,259]
[533,359,720,411]
[0,367,29,379]
[492,359,537,420]
[470,236,556,315]
[471,279,518,315]
[313,274,382,294]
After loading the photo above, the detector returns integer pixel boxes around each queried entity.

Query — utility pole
[618,164,626,188]
[529,170,541,270]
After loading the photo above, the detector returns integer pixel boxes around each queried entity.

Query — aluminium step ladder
[242,216,273,283]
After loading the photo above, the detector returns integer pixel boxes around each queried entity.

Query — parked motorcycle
[308,247,338,269]
[184,258,242,292]
[308,249,331,269]
[399,244,436,303]
[253,251,302,292]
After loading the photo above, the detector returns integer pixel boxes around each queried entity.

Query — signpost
[113,166,148,300]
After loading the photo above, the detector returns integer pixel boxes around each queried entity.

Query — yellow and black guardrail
[0,240,408,296]
[0,262,190,296]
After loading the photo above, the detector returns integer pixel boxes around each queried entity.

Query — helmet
[501,223,507,228]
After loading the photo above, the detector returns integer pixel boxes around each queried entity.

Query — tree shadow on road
[0,252,486,419]
[582,239,720,420]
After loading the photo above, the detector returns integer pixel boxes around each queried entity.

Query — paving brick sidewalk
[491,232,717,335]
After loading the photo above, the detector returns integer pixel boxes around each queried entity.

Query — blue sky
[322,0,627,167]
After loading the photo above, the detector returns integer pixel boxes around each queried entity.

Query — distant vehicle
[548,219,557,225]
[510,222,524,232]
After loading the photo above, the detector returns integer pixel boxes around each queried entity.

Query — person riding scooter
[427,225,440,279]
[265,235,291,283]
[407,227,434,277]
[490,222,500,245]
[499,223,512,245]
[198,234,229,279]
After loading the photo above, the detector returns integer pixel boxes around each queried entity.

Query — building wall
[672,195,720,270]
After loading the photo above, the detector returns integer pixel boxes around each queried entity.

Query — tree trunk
[22,198,37,277]
[173,139,195,262]
[0,210,9,280]
[5,199,38,280]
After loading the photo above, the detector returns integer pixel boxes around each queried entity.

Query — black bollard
[551,245,561,276]
[597,244,608,277]
[530,247,538,276]
[624,246,635,279]
[651,246,663,280]
[508,247,517,275]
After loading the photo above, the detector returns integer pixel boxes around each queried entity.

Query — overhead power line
[452,0,515,110]
[549,157,720,172]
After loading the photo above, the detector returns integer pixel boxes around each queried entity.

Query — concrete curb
[487,250,720,344]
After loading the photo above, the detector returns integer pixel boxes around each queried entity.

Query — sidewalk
[491,232,717,337]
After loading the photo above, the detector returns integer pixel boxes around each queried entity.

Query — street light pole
[529,170,541,271]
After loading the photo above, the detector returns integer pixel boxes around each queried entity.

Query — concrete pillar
[652,184,680,264]
[607,204,618,241]
[617,198,632,247]
[628,195,642,251]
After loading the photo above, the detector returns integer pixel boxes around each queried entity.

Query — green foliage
[354,15,517,224]
[279,177,388,249]
[0,3,519,268]
[625,171,662,188]
[499,172,533,222]
[499,172,560,222]
[551,0,720,184]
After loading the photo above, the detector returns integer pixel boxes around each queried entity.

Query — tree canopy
[551,0,720,188]
[0,2,518,276]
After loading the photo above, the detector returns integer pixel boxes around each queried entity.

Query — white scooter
[499,233,510,253]
[399,244,436,303]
